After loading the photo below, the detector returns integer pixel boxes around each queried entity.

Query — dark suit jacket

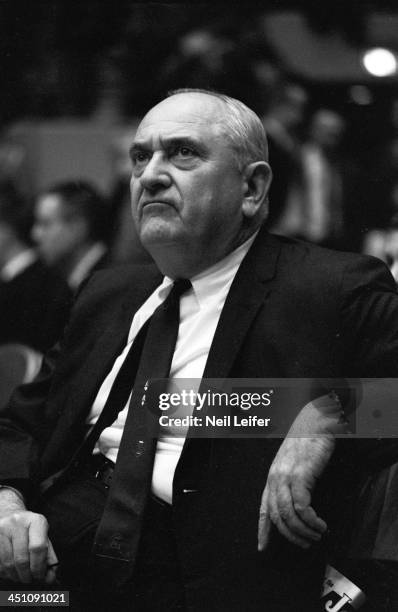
[0,259,72,352]
[1,228,398,610]
[69,248,110,292]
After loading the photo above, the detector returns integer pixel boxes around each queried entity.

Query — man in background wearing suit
[32,180,110,291]
[0,182,71,352]
[0,90,398,611]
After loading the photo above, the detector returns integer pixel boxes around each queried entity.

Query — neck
[149,226,257,279]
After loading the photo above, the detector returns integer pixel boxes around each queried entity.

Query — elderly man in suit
[0,90,398,611]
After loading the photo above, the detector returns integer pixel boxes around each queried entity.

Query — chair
[0,343,42,410]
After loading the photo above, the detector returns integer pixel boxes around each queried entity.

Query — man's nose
[139,153,171,191]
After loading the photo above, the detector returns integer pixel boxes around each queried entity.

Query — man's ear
[241,162,272,219]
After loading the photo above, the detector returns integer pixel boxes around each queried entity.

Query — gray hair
[168,88,268,171]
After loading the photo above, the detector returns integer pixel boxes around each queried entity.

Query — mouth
[142,199,175,208]
[140,200,177,216]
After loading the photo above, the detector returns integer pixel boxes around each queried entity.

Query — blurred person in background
[362,137,398,261]
[300,110,347,247]
[159,29,235,97]
[32,181,111,291]
[274,108,361,251]
[262,82,308,231]
[0,182,71,352]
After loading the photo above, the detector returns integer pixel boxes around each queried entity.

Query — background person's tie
[91,278,192,583]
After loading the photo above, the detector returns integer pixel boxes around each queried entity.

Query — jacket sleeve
[0,343,61,498]
[0,274,94,498]
[339,254,398,470]
[340,254,398,376]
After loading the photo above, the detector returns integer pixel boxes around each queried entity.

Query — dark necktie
[91,278,192,581]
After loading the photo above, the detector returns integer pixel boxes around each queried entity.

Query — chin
[139,218,181,248]
[139,228,178,250]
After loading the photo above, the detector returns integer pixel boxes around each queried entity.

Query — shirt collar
[68,242,107,290]
[0,249,37,281]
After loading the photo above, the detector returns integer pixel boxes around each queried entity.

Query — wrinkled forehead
[135,93,226,141]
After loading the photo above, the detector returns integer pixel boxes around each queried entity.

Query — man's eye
[132,151,150,165]
[172,146,196,159]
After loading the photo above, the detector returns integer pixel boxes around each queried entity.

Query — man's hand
[0,488,58,584]
[258,393,348,551]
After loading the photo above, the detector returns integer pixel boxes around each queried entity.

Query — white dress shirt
[88,233,257,503]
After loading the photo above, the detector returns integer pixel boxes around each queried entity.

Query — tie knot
[170,278,192,300]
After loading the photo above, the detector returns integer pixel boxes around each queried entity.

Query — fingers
[274,482,324,542]
[0,534,18,582]
[265,495,325,549]
[267,482,312,549]
[0,512,51,584]
[28,515,50,582]
[11,526,32,583]
[257,486,271,551]
[291,482,327,534]
[266,473,325,548]
[294,504,327,533]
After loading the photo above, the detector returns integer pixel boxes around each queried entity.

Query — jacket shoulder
[76,262,161,302]
[272,234,394,286]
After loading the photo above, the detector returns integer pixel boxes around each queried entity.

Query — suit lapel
[178,228,281,465]
[202,229,281,379]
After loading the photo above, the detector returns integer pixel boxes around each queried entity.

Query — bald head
[167,89,269,169]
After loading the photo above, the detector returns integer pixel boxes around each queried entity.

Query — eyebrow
[130,136,204,157]
[129,142,149,160]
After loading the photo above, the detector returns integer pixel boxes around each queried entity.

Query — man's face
[130,93,247,272]
[32,194,86,267]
